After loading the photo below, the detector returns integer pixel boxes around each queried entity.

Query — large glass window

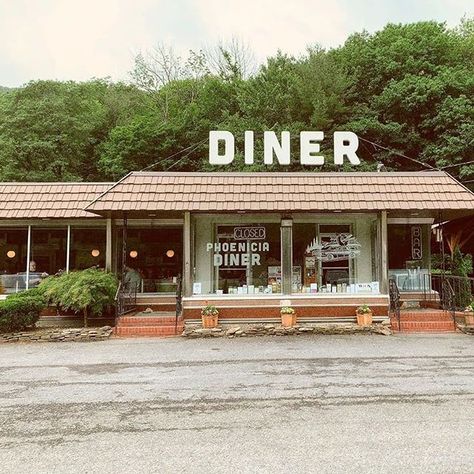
[0,228,28,294]
[117,227,183,293]
[29,228,67,286]
[70,228,106,270]
[292,222,379,294]
[388,224,430,291]
[194,222,281,295]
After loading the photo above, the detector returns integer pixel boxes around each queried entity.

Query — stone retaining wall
[182,322,392,338]
[0,326,113,343]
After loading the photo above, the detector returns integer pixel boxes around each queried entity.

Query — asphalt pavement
[0,333,473,473]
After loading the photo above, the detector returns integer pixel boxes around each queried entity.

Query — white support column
[183,212,192,297]
[66,225,71,272]
[380,211,388,293]
[26,225,31,290]
[280,218,293,295]
[106,218,113,272]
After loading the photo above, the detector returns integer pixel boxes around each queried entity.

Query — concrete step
[391,320,456,332]
[397,310,453,322]
[115,324,184,337]
[135,303,177,312]
[118,314,183,326]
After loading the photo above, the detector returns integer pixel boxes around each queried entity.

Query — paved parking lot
[0,333,473,473]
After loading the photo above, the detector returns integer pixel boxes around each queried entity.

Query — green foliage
[0,80,148,181]
[39,268,118,326]
[0,289,46,333]
[356,304,372,314]
[431,247,473,276]
[201,305,219,316]
[451,247,473,277]
[0,19,473,183]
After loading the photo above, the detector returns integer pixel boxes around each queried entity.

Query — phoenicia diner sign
[209,131,361,166]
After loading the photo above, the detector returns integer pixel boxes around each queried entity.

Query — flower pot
[464,311,474,326]
[281,312,297,327]
[202,313,219,328]
[356,312,373,326]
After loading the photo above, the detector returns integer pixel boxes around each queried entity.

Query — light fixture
[91,249,100,257]
[6,250,16,258]
[166,249,175,258]
[129,250,138,258]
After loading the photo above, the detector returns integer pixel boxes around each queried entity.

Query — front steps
[390,309,456,332]
[115,311,184,337]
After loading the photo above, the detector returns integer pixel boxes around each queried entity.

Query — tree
[0,80,148,181]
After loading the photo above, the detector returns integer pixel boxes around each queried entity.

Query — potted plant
[280,306,297,327]
[201,304,219,328]
[356,304,373,326]
[464,302,474,326]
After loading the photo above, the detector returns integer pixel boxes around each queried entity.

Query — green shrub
[39,268,118,327]
[0,289,46,333]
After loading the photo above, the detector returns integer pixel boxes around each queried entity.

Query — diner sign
[209,130,361,166]
[207,240,269,267]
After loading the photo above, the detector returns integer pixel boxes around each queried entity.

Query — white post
[280,218,293,295]
[66,225,71,273]
[380,211,388,293]
[106,218,113,272]
[183,212,192,297]
[26,225,31,290]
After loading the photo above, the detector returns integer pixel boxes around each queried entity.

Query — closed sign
[233,226,266,240]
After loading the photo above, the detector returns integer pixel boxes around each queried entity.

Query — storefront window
[70,228,106,270]
[292,222,379,294]
[388,224,430,291]
[117,227,183,293]
[194,222,281,295]
[0,228,28,294]
[29,228,67,286]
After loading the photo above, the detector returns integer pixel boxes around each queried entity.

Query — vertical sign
[411,226,422,260]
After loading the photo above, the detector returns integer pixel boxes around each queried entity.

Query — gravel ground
[0,333,473,473]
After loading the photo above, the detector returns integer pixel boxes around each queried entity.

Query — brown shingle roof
[0,182,113,219]
[85,171,474,214]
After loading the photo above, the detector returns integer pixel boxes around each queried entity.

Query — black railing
[115,281,138,323]
[421,273,473,312]
[175,274,183,334]
[389,278,402,330]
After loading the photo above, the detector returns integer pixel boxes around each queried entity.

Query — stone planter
[281,312,297,327]
[356,312,373,326]
[464,311,474,326]
[202,313,219,328]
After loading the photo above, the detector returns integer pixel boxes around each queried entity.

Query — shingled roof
[85,171,474,217]
[0,182,113,219]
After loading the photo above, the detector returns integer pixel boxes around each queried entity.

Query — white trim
[25,225,31,290]
[388,217,435,224]
[114,219,184,227]
[66,225,71,272]
[0,219,107,227]
[183,293,388,301]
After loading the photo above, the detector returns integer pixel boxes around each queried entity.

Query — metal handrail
[115,281,138,323]
[175,274,182,335]
[389,278,402,331]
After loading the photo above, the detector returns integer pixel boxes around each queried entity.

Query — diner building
[1,171,473,330]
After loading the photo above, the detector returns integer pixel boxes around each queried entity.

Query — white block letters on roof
[209,131,361,166]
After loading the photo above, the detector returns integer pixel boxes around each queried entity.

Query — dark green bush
[0,290,46,333]
[39,268,118,327]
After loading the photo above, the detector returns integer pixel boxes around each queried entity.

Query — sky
[0,0,472,87]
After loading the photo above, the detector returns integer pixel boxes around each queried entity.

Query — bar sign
[411,226,422,260]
